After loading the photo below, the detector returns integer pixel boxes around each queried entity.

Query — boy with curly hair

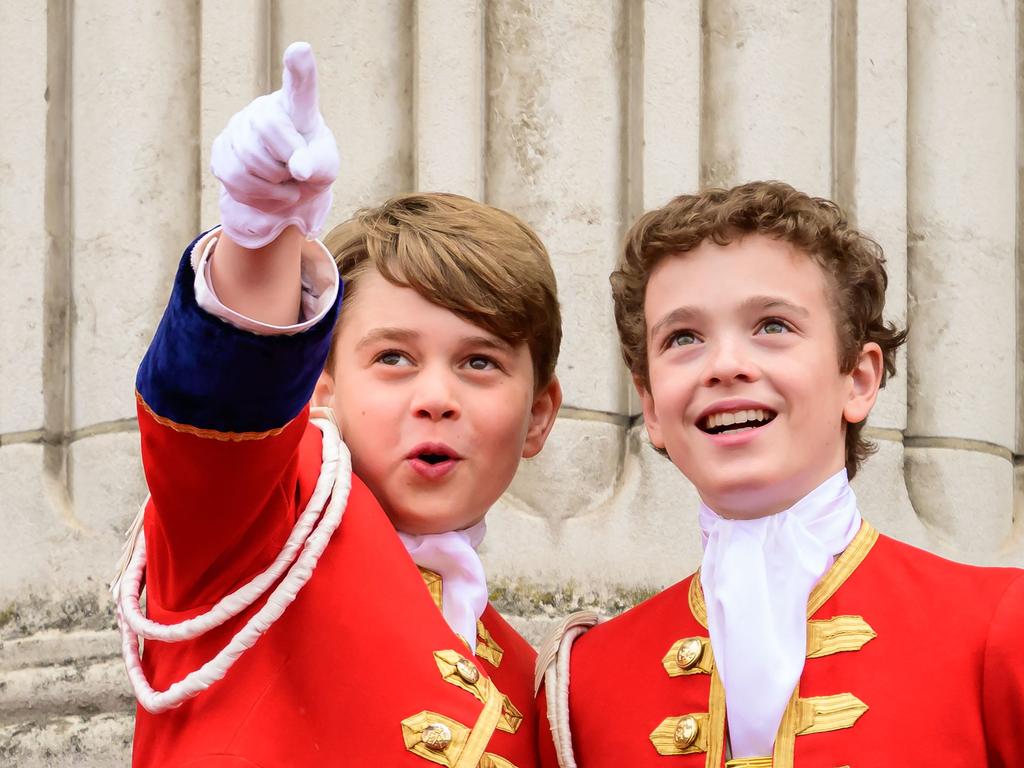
[538,181,1023,767]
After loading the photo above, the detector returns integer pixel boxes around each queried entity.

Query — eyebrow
[354,328,514,353]
[354,327,419,351]
[648,296,811,341]
[461,335,515,353]
[741,295,811,319]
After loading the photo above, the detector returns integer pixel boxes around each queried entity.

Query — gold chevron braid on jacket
[670,521,879,767]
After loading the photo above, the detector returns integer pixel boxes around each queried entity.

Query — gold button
[673,716,698,749]
[421,722,452,752]
[455,656,480,684]
[676,637,704,670]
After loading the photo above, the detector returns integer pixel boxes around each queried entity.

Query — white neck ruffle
[698,469,861,759]
[398,521,489,652]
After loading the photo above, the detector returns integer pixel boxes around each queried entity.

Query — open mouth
[417,452,452,465]
[698,408,777,435]
[406,443,462,479]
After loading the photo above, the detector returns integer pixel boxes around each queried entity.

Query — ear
[843,342,884,425]
[522,375,563,459]
[634,374,665,450]
[312,367,336,409]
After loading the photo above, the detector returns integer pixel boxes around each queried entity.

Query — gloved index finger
[281,41,319,135]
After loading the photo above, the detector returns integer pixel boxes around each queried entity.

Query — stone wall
[1,1,1021,764]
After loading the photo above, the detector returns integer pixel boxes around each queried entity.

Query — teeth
[704,408,771,430]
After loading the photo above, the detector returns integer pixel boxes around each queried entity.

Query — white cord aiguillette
[111,408,351,714]
[534,610,600,768]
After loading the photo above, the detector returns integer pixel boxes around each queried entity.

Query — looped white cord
[535,610,600,768]
[115,409,350,714]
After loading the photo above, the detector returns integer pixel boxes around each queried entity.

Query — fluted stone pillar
[906,0,1018,562]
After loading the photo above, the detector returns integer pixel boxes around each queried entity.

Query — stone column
[483,0,632,601]
[414,0,484,197]
[702,0,833,196]
[906,0,1017,561]
[275,0,414,224]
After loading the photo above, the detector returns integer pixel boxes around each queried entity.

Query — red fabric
[553,533,1024,766]
[132,403,538,767]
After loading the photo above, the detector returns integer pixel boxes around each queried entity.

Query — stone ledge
[0,658,132,727]
[0,629,119,673]
[0,712,133,767]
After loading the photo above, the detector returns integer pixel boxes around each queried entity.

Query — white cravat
[398,522,489,652]
[698,469,861,759]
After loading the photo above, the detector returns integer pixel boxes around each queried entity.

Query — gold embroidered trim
[135,391,290,442]
[662,636,713,676]
[806,615,876,658]
[418,569,503,668]
[497,695,523,734]
[772,687,801,766]
[705,664,727,768]
[650,713,711,756]
[434,650,487,702]
[458,674,505,768]
[401,711,471,767]
[807,522,879,615]
[795,693,868,735]
[725,758,773,768]
[479,754,518,768]
[688,521,879,630]
[401,676,505,768]
[419,568,444,612]
[688,574,708,628]
[696,524,880,768]
[476,619,504,667]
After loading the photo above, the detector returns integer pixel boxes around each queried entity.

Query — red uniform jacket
[131,236,538,767]
[540,522,1024,767]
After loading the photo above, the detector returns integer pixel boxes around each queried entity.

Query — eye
[464,355,498,372]
[666,330,700,348]
[375,350,413,367]
[758,318,791,335]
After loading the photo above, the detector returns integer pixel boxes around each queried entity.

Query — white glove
[211,42,340,249]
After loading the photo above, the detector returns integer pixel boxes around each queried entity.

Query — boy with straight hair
[538,181,1024,767]
[115,43,560,766]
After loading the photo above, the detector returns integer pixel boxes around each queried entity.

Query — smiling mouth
[699,408,777,435]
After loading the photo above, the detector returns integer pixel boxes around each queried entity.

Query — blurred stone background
[1,0,1022,764]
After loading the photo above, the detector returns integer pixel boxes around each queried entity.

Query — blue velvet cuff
[136,232,341,434]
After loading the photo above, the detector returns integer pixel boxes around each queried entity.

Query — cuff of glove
[218,186,333,249]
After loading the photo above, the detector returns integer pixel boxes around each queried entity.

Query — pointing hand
[211,42,340,249]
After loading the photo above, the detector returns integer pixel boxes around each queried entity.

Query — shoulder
[846,532,1024,632]
[574,575,700,663]
[866,532,1023,597]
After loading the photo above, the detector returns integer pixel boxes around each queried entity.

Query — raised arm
[134,42,340,612]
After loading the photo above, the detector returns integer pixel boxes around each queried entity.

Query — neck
[700,465,848,521]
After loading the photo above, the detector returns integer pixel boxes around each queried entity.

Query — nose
[410,368,461,421]
[701,336,760,387]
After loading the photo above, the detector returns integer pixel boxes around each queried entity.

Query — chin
[697,468,786,512]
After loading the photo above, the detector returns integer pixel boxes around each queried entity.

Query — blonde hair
[611,180,906,478]
[323,193,561,390]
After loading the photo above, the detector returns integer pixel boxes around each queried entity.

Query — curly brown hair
[323,193,561,391]
[611,180,906,478]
